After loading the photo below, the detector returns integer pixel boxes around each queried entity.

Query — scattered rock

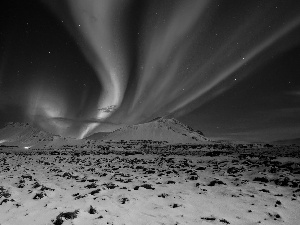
[103,182,118,189]
[119,197,129,204]
[89,205,97,214]
[32,182,41,188]
[0,198,15,205]
[140,184,155,190]
[253,177,269,183]
[40,185,55,191]
[196,166,206,170]
[275,200,282,207]
[0,186,11,198]
[207,180,226,186]
[52,210,79,225]
[90,189,101,195]
[73,193,87,200]
[201,216,216,221]
[167,180,176,184]
[21,174,33,181]
[158,193,169,198]
[267,212,282,221]
[85,183,98,189]
[220,218,230,224]
[170,203,182,208]
[33,192,47,199]
[259,189,270,193]
[227,167,239,174]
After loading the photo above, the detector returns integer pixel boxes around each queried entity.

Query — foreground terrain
[0,144,300,225]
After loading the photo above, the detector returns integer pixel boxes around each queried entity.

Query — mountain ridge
[0,119,210,148]
[0,122,55,145]
[0,122,91,149]
[272,137,300,145]
[87,118,209,144]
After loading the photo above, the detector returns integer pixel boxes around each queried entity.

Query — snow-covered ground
[0,147,299,225]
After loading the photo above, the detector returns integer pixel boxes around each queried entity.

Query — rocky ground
[0,145,300,225]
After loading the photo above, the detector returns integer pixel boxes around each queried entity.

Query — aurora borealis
[1,0,300,141]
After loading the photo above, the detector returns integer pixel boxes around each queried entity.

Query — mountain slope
[273,137,300,145]
[0,122,101,149]
[0,122,54,144]
[87,118,209,144]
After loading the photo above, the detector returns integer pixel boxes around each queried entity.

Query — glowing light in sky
[66,0,127,116]
[41,0,300,138]
[52,0,130,137]
[170,15,300,114]
[27,80,69,135]
[130,0,209,110]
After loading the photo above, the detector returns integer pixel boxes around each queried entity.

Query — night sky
[0,0,300,142]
